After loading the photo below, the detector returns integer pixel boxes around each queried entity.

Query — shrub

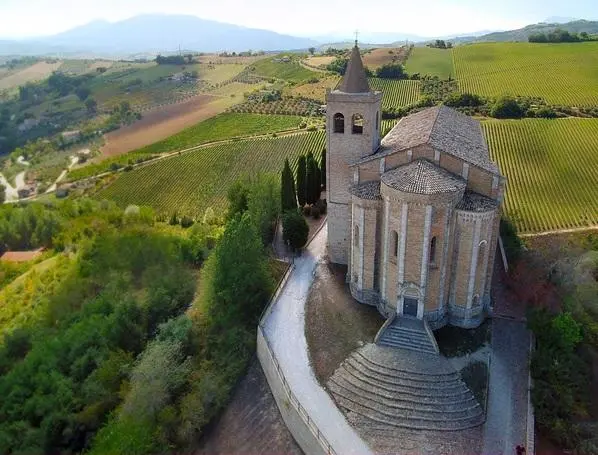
[535,107,557,119]
[124,165,134,171]
[311,206,320,219]
[499,217,523,265]
[180,216,194,228]
[282,210,309,251]
[444,92,484,108]
[490,96,524,119]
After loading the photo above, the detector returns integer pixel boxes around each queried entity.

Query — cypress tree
[281,159,297,211]
[296,155,307,207]
[306,152,317,205]
[320,148,326,189]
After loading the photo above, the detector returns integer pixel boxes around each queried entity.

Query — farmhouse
[326,43,505,329]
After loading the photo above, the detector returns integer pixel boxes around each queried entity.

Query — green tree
[308,47,316,55]
[226,179,249,219]
[247,173,279,245]
[320,148,326,190]
[296,155,307,207]
[490,96,524,119]
[305,152,320,205]
[0,184,5,204]
[282,210,309,251]
[85,98,98,114]
[75,86,91,101]
[281,159,297,212]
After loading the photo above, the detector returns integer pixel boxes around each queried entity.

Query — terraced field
[251,56,317,83]
[404,47,454,79]
[483,118,598,234]
[97,131,325,216]
[454,42,598,106]
[368,78,421,109]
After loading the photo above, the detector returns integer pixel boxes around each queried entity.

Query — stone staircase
[376,316,439,355]
[327,344,485,435]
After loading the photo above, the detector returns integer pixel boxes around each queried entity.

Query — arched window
[352,114,364,134]
[375,111,379,131]
[333,113,344,133]
[430,236,437,264]
[354,224,359,247]
[391,231,399,259]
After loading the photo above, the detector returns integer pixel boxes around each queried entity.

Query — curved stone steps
[330,375,480,415]
[344,359,468,395]
[333,390,485,432]
[330,375,477,411]
[350,353,461,384]
[358,344,453,375]
[376,317,439,355]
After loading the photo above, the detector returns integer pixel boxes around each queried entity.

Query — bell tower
[326,42,382,265]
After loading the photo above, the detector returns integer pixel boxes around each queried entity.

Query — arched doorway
[398,283,423,319]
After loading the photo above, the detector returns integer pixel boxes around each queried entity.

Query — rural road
[263,223,373,455]
[0,170,26,202]
[46,155,78,193]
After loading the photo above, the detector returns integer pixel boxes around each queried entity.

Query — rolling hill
[475,20,598,42]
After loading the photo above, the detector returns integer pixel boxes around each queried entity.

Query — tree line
[529,29,594,43]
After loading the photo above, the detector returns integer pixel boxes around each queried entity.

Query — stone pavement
[263,223,373,455]
[482,318,531,455]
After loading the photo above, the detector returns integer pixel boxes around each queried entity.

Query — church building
[325,44,505,329]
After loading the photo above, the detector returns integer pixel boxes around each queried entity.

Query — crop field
[362,47,409,68]
[251,56,317,83]
[0,61,63,90]
[70,113,303,180]
[304,55,336,68]
[97,131,325,216]
[483,118,598,234]
[453,42,598,106]
[404,47,454,78]
[285,75,339,102]
[381,119,399,137]
[368,78,421,109]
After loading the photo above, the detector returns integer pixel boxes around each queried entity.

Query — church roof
[376,106,500,174]
[350,181,381,200]
[456,191,498,212]
[335,44,371,94]
[381,159,466,195]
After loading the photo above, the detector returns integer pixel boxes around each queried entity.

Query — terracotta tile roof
[456,191,498,212]
[0,247,45,262]
[376,106,500,174]
[350,181,381,200]
[335,45,370,94]
[381,159,466,195]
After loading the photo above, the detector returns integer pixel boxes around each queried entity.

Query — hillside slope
[477,20,598,42]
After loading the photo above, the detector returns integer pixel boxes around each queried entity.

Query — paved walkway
[482,318,531,455]
[263,223,373,455]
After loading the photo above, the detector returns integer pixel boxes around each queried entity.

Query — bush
[535,107,558,119]
[490,96,524,119]
[500,217,523,265]
[311,206,320,219]
[282,210,309,251]
[444,92,484,108]
[179,215,194,228]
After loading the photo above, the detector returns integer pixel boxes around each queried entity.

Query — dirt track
[101,94,222,157]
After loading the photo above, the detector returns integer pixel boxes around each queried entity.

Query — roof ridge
[426,106,442,144]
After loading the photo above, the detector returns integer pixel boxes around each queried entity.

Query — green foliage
[155,54,187,65]
[499,217,523,265]
[246,173,280,245]
[529,29,585,43]
[375,62,407,79]
[320,148,326,189]
[326,57,348,75]
[281,158,297,212]
[251,56,317,83]
[528,308,591,451]
[490,96,525,119]
[282,209,309,251]
[444,92,484,108]
[227,179,249,219]
[305,151,320,205]
[296,154,307,207]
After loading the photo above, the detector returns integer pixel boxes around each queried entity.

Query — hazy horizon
[1,0,596,40]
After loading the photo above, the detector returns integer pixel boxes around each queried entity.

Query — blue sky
[0,0,596,39]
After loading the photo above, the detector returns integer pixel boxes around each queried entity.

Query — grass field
[404,47,454,78]
[69,113,303,181]
[454,42,598,106]
[285,75,339,102]
[368,78,421,109]
[97,131,326,216]
[251,56,317,83]
[483,118,598,234]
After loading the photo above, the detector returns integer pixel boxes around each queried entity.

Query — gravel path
[263,223,373,455]
[482,318,531,454]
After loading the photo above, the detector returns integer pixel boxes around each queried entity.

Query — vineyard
[381,119,399,137]
[97,131,326,216]
[368,78,421,109]
[453,42,598,106]
[404,47,454,79]
[483,118,598,234]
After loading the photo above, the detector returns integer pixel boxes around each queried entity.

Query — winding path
[262,223,373,455]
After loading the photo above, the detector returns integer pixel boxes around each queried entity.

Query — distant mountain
[0,14,318,57]
[475,20,598,42]
[543,16,579,24]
